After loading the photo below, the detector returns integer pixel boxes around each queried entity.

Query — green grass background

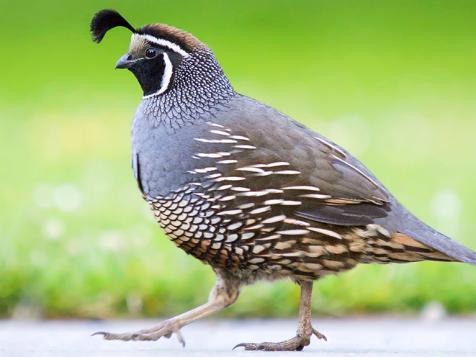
[1,0,476,319]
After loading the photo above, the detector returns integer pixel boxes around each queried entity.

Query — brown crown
[139,24,205,52]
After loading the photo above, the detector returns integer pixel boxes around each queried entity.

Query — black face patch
[127,47,184,96]
[129,52,167,96]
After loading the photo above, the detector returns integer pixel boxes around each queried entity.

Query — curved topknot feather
[90,9,136,43]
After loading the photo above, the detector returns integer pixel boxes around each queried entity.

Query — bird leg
[92,273,240,345]
[234,280,326,351]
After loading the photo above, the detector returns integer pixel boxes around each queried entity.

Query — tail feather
[397,209,476,266]
[391,233,454,262]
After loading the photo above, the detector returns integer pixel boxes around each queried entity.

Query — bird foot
[234,327,326,351]
[92,319,185,346]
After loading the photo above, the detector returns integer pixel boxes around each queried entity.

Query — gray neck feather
[140,48,236,131]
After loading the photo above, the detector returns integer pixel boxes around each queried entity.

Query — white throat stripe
[143,52,173,99]
[135,34,189,57]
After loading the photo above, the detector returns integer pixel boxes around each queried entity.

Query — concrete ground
[1,317,475,357]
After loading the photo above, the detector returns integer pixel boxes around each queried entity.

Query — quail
[90,9,476,351]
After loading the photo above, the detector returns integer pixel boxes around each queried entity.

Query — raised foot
[234,329,327,351]
[92,320,185,346]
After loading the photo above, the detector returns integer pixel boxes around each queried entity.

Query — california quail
[90,9,476,351]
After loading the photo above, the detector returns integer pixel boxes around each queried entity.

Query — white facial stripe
[143,52,173,99]
[158,53,173,95]
[134,33,189,57]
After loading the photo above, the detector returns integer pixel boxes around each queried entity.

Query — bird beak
[115,54,134,69]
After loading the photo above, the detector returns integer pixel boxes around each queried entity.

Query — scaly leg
[93,273,240,346]
[234,280,326,351]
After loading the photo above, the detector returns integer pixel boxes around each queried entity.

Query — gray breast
[132,116,202,198]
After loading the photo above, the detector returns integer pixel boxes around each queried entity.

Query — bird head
[90,9,209,98]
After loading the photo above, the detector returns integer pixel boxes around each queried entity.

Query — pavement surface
[1,317,475,356]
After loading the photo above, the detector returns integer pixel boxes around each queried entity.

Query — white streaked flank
[299,193,332,199]
[230,135,250,141]
[217,209,243,216]
[280,200,302,206]
[238,202,255,209]
[257,234,281,241]
[233,145,256,150]
[236,167,266,173]
[230,187,250,193]
[217,159,238,164]
[197,152,232,158]
[213,176,246,182]
[273,170,301,175]
[205,173,222,179]
[193,167,217,173]
[263,199,284,205]
[210,129,231,136]
[253,171,273,177]
[307,227,343,239]
[215,184,232,191]
[194,138,238,144]
[250,162,290,168]
[249,206,272,215]
[282,185,321,192]
[245,223,264,231]
[239,190,272,197]
[262,215,286,224]
[219,195,236,202]
[206,122,225,128]
[283,218,310,227]
[277,229,309,236]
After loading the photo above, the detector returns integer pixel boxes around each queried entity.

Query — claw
[93,331,132,341]
[131,333,140,340]
[91,331,107,337]
[175,330,186,347]
[232,342,257,351]
[312,328,327,341]
[232,343,242,350]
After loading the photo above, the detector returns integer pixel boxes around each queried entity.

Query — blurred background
[1,0,475,320]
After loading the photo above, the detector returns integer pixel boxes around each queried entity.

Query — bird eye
[145,48,159,59]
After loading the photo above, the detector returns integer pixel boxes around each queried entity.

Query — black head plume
[90,9,136,43]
